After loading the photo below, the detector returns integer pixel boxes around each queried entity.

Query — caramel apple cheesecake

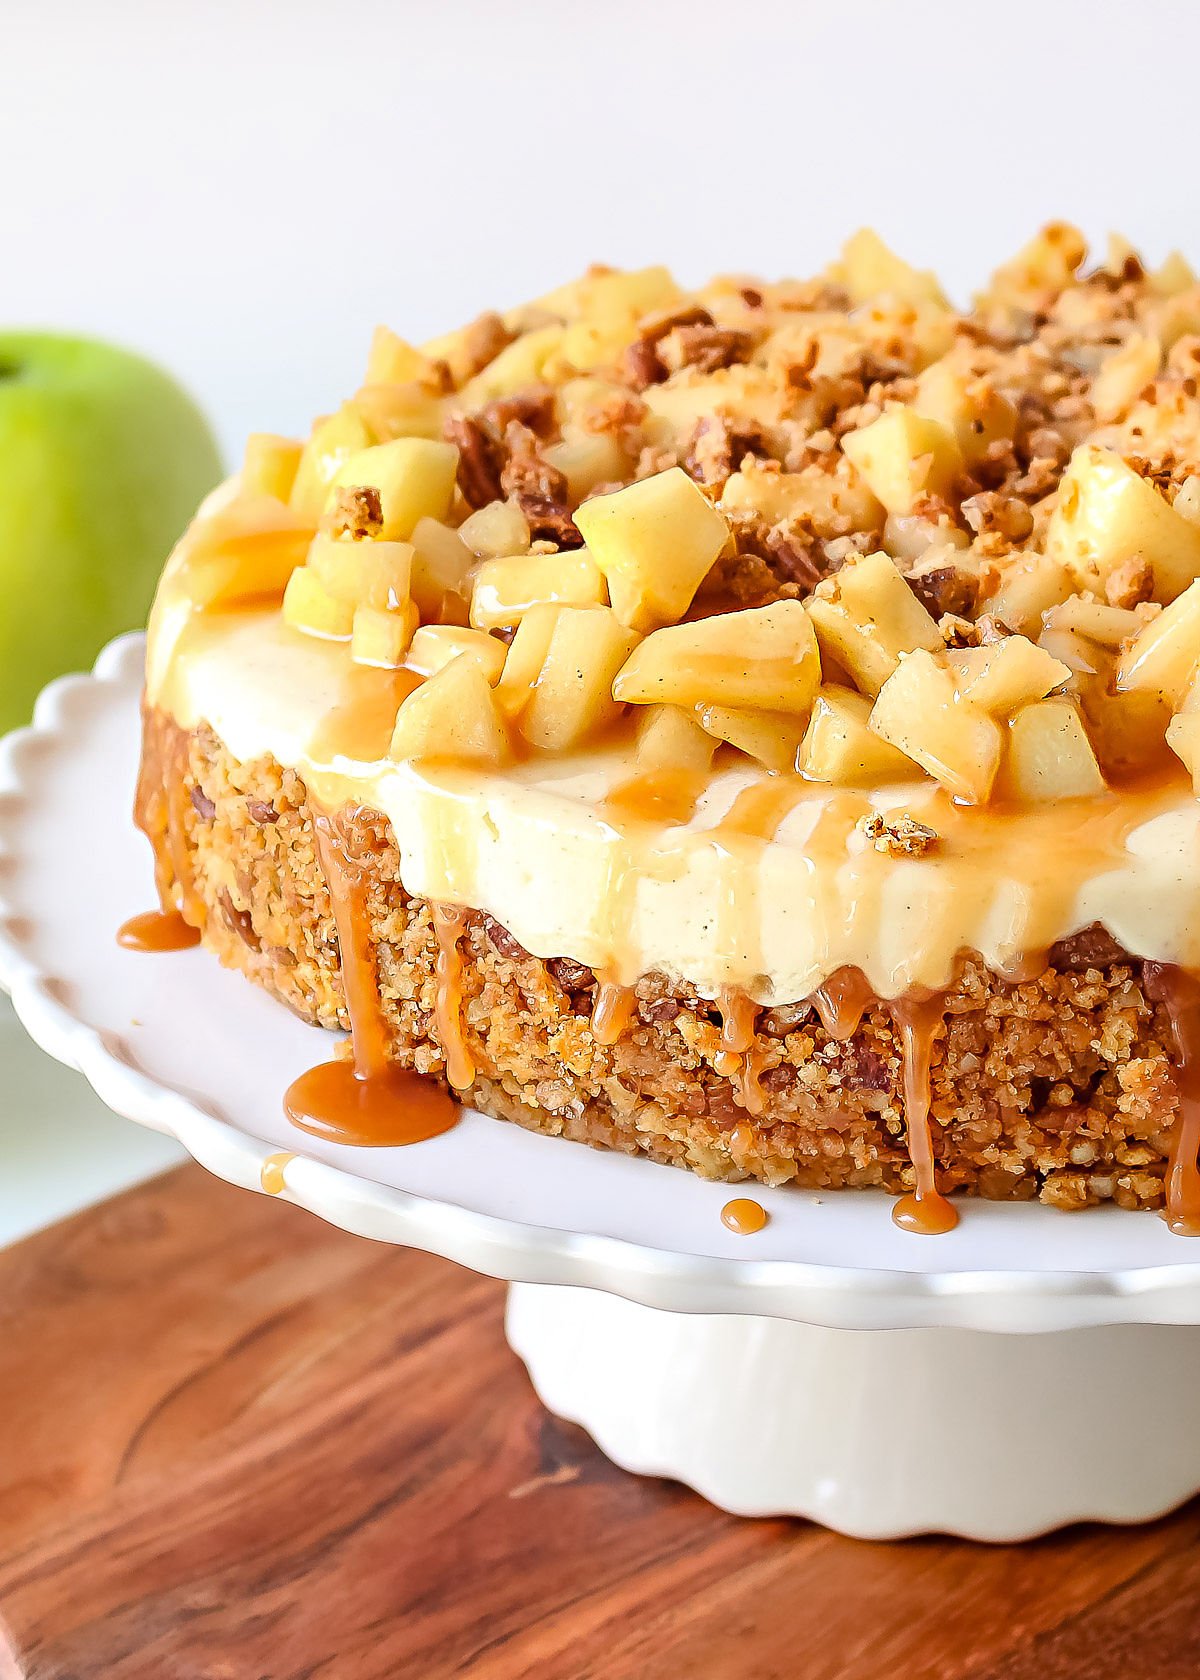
[133,225,1200,1233]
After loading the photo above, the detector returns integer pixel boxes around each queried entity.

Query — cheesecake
[133,225,1200,1233]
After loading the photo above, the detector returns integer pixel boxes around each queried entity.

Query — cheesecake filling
[146,598,1200,1008]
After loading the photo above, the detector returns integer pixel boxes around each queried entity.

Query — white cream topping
[146,596,1200,1005]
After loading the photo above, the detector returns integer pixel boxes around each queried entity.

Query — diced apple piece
[455,324,564,406]
[410,517,473,620]
[869,652,1002,803]
[635,704,717,772]
[290,405,374,521]
[1081,682,1172,780]
[470,548,607,630]
[952,636,1071,716]
[1116,579,1200,703]
[516,606,641,753]
[696,704,808,773]
[799,684,916,786]
[390,654,513,766]
[1042,595,1147,648]
[1005,699,1106,801]
[457,499,531,559]
[612,600,820,715]
[573,466,730,632]
[980,222,1087,308]
[350,601,419,668]
[834,229,950,308]
[840,409,962,517]
[407,624,507,684]
[1091,333,1162,423]
[306,533,414,611]
[493,603,551,707]
[282,567,355,639]
[179,498,314,610]
[912,360,1017,466]
[365,324,439,387]
[242,434,303,502]
[543,432,629,500]
[1167,712,1200,790]
[328,438,458,541]
[351,382,445,443]
[981,551,1074,636]
[806,550,943,696]
[1045,445,1200,602]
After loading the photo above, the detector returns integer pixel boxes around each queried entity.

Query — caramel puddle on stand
[260,1152,294,1195]
[284,811,460,1148]
[722,1198,768,1235]
[117,909,200,952]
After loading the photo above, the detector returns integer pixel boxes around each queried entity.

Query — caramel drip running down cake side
[127,223,1200,1231]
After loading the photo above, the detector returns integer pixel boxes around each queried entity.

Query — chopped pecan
[500,421,582,546]
[479,385,557,440]
[1049,925,1130,972]
[189,785,216,821]
[667,324,754,375]
[481,914,526,963]
[327,484,383,540]
[246,797,280,825]
[548,956,591,992]
[444,412,504,509]
[218,888,259,951]
[760,1001,811,1039]
[618,304,715,391]
[907,564,978,621]
[683,415,771,488]
[960,490,1035,543]
[463,311,515,378]
[858,812,939,858]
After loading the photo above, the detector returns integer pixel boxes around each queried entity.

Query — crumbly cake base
[137,708,1183,1212]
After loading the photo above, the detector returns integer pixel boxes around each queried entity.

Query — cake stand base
[506,1282,1200,1540]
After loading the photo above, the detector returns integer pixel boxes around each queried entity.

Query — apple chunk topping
[807,550,943,696]
[390,653,513,766]
[869,651,1002,804]
[612,600,821,715]
[573,466,730,632]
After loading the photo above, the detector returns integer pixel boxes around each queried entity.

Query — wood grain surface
[1,1164,1198,1679]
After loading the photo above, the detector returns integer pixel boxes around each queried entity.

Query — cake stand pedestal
[6,635,1200,1541]
[507,1286,1200,1538]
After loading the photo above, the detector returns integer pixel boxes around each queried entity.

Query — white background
[2,0,1198,1240]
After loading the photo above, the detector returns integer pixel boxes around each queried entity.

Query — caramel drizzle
[714,988,766,1116]
[117,908,201,953]
[431,903,475,1090]
[1144,963,1200,1236]
[811,967,874,1042]
[721,1197,768,1235]
[314,811,390,1079]
[889,994,958,1236]
[591,973,638,1046]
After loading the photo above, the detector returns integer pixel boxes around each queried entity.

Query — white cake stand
[5,635,1200,1540]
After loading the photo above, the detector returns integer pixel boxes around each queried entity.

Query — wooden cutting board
[2,1164,1199,1679]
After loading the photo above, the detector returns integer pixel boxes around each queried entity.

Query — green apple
[0,332,223,735]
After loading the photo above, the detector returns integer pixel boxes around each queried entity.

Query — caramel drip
[708,778,804,845]
[283,810,461,1148]
[1144,963,1200,1236]
[811,967,874,1042]
[260,1151,294,1195]
[721,1197,769,1235]
[308,665,424,771]
[600,767,710,827]
[431,904,475,1091]
[591,974,638,1046]
[889,994,958,1236]
[117,909,201,953]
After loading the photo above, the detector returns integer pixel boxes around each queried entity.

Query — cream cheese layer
[144,588,1200,1006]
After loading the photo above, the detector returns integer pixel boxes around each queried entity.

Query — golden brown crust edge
[136,705,1183,1210]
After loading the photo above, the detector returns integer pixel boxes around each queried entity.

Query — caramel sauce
[707,778,804,845]
[283,809,462,1148]
[260,1151,294,1194]
[309,665,424,770]
[1144,963,1200,1236]
[889,994,958,1235]
[811,967,874,1042]
[431,903,475,1090]
[117,909,201,952]
[591,974,638,1046]
[721,1197,769,1234]
[600,767,710,827]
